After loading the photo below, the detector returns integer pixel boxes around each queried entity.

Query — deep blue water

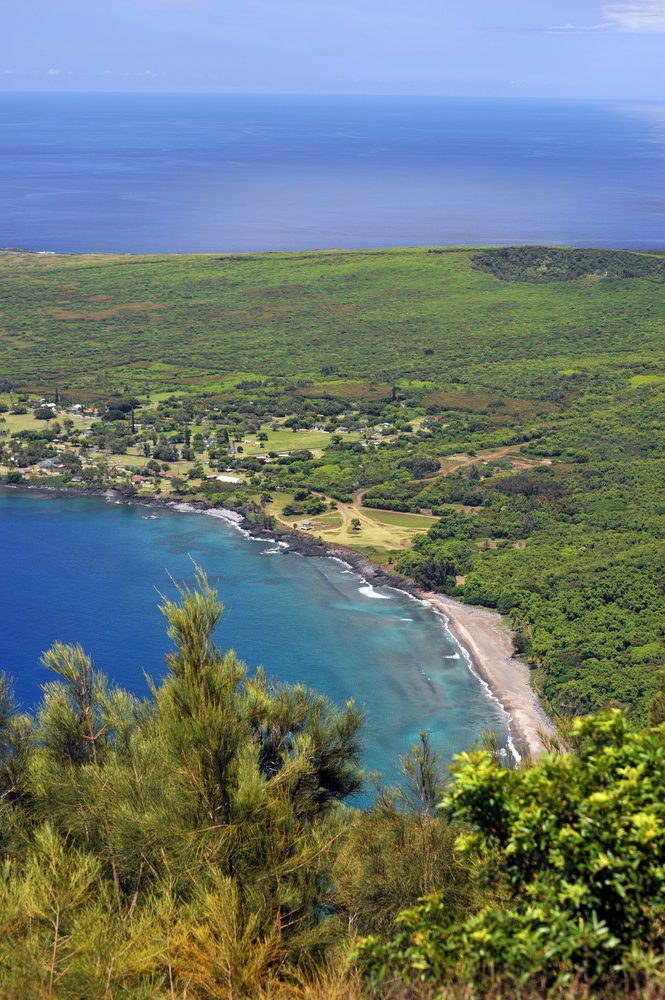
[0,489,509,785]
[0,93,664,252]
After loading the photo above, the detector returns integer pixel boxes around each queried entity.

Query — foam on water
[358,584,391,600]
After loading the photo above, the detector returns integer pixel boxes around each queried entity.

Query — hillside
[1,246,665,395]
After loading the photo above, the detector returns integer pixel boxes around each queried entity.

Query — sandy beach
[319,540,556,759]
[421,592,554,758]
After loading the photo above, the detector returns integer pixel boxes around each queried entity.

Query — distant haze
[1,0,664,100]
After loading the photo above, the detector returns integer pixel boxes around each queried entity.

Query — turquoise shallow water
[0,489,509,784]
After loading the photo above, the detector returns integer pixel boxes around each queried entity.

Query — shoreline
[420,594,554,758]
[316,548,554,759]
[2,482,554,757]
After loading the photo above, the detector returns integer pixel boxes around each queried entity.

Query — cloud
[548,21,610,31]
[46,68,61,76]
[549,1,665,33]
[603,1,665,31]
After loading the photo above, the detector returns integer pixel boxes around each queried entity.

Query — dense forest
[0,574,663,998]
[1,246,663,725]
[471,246,665,283]
[1,245,664,391]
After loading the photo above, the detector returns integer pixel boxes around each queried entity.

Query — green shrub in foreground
[357,712,665,994]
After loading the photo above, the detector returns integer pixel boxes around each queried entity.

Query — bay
[0,489,509,785]
[0,93,663,253]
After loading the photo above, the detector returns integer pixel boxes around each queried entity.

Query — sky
[1,0,664,100]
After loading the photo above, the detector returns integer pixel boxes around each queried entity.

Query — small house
[39,458,65,474]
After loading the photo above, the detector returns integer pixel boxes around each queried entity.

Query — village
[0,385,458,554]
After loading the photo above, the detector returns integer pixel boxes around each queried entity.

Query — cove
[0,489,509,784]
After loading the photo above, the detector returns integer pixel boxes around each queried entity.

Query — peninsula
[1,244,664,733]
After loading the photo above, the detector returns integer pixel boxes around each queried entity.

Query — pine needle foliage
[0,573,663,997]
[0,570,365,996]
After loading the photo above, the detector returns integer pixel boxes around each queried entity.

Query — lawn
[362,509,439,530]
[240,429,344,455]
[266,489,433,549]
[269,499,438,551]
[0,405,91,436]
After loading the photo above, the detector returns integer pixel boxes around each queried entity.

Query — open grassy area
[330,505,438,550]
[0,404,91,436]
[361,509,439,530]
[270,493,439,550]
[1,247,664,399]
[240,428,348,455]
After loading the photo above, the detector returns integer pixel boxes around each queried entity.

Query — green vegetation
[0,576,662,998]
[359,710,665,996]
[472,246,665,283]
[1,246,664,393]
[1,245,664,723]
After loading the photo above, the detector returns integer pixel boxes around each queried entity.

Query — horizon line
[0,89,661,104]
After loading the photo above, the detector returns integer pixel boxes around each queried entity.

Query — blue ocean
[0,490,509,785]
[0,93,663,253]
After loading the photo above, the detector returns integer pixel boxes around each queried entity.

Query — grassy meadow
[1,246,664,397]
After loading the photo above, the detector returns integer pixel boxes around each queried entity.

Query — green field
[1,246,664,723]
[0,408,91,435]
[1,247,664,398]
[241,428,344,455]
[363,509,440,529]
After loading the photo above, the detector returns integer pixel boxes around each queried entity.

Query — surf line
[386,585,521,763]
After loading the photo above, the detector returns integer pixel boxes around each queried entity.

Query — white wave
[205,508,244,524]
[329,555,353,570]
[203,508,250,537]
[384,581,521,762]
[386,585,432,607]
[358,585,390,600]
[436,617,522,764]
[399,617,414,622]
[166,501,251,536]
[261,537,289,549]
